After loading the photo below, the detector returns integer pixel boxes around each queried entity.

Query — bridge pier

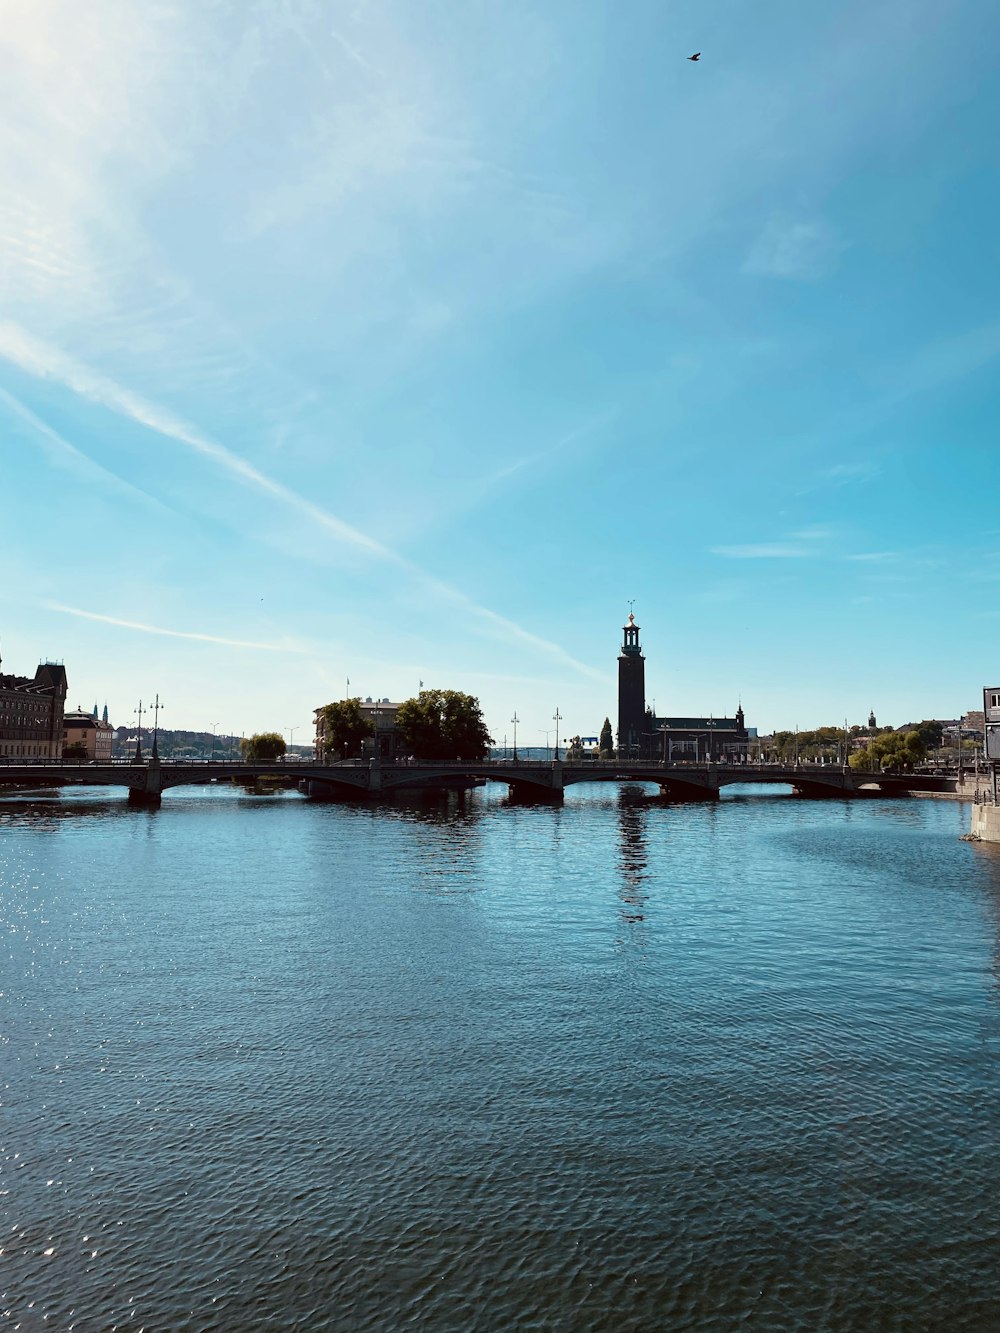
[657,783,719,802]
[507,783,564,804]
[128,759,162,808]
[127,787,162,808]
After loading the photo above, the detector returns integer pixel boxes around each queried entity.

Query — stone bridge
[0,756,956,806]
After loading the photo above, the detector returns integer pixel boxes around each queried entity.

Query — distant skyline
[2,0,998,744]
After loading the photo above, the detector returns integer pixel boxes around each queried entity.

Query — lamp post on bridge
[538,729,554,760]
[511,712,519,761]
[658,725,670,763]
[133,700,145,763]
[287,726,297,760]
[210,722,219,763]
[553,708,562,762]
[151,694,164,761]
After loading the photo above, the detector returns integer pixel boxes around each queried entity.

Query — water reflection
[616,791,649,927]
[0,794,151,829]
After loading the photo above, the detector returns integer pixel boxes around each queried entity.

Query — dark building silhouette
[617,613,646,757]
[0,653,68,758]
[615,613,750,761]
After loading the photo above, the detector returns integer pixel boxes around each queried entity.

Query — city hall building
[618,613,750,761]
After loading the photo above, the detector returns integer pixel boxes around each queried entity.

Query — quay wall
[971,804,1000,842]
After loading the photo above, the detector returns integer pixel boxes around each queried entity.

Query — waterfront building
[63,706,115,761]
[984,688,1000,761]
[0,653,68,758]
[314,696,403,760]
[616,613,749,761]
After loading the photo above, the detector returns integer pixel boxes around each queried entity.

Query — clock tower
[617,612,646,757]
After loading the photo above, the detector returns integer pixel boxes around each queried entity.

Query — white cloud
[0,385,169,510]
[46,602,307,652]
[744,216,843,281]
[711,544,812,559]
[1,321,603,681]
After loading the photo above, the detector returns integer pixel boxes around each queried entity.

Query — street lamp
[538,729,554,760]
[553,707,562,761]
[511,711,519,761]
[151,694,164,761]
[287,726,297,759]
[133,699,145,763]
[210,722,219,763]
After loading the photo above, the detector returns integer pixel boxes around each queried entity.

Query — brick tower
[617,612,646,757]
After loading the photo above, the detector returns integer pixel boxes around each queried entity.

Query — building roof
[64,709,113,730]
[654,716,741,730]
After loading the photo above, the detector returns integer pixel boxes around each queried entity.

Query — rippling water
[3,783,1000,1330]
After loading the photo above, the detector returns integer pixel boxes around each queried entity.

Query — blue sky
[1,0,998,744]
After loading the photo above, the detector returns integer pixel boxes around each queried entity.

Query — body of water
[3,782,1000,1330]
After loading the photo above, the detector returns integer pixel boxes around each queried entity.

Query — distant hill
[113,727,311,760]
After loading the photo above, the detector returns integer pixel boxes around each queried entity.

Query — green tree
[599,717,614,758]
[911,719,944,751]
[395,689,494,761]
[850,730,926,773]
[241,732,287,762]
[320,697,374,759]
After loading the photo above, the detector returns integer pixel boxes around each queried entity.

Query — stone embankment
[911,774,991,803]
[970,802,1000,842]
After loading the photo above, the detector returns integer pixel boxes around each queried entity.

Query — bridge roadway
[0,756,956,806]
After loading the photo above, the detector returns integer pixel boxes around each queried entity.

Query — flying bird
[687,52,701,61]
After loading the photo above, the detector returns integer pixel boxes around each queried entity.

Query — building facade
[0,656,68,758]
[63,705,114,760]
[314,697,403,760]
[616,614,750,761]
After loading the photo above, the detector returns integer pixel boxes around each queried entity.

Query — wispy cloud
[822,461,881,485]
[744,216,843,282]
[884,320,1000,398]
[712,525,834,560]
[485,410,617,485]
[845,551,899,563]
[3,322,602,680]
[46,602,306,652]
[0,385,170,511]
[710,544,812,559]
[788,525,835,542]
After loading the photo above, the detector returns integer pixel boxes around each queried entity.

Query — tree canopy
[241,732,287,761]
[850,730,926,773]
[394,689,494,761]
[320,697,374,759]
[906,719,944,751]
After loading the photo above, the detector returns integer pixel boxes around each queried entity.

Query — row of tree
[240,710,964,771]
